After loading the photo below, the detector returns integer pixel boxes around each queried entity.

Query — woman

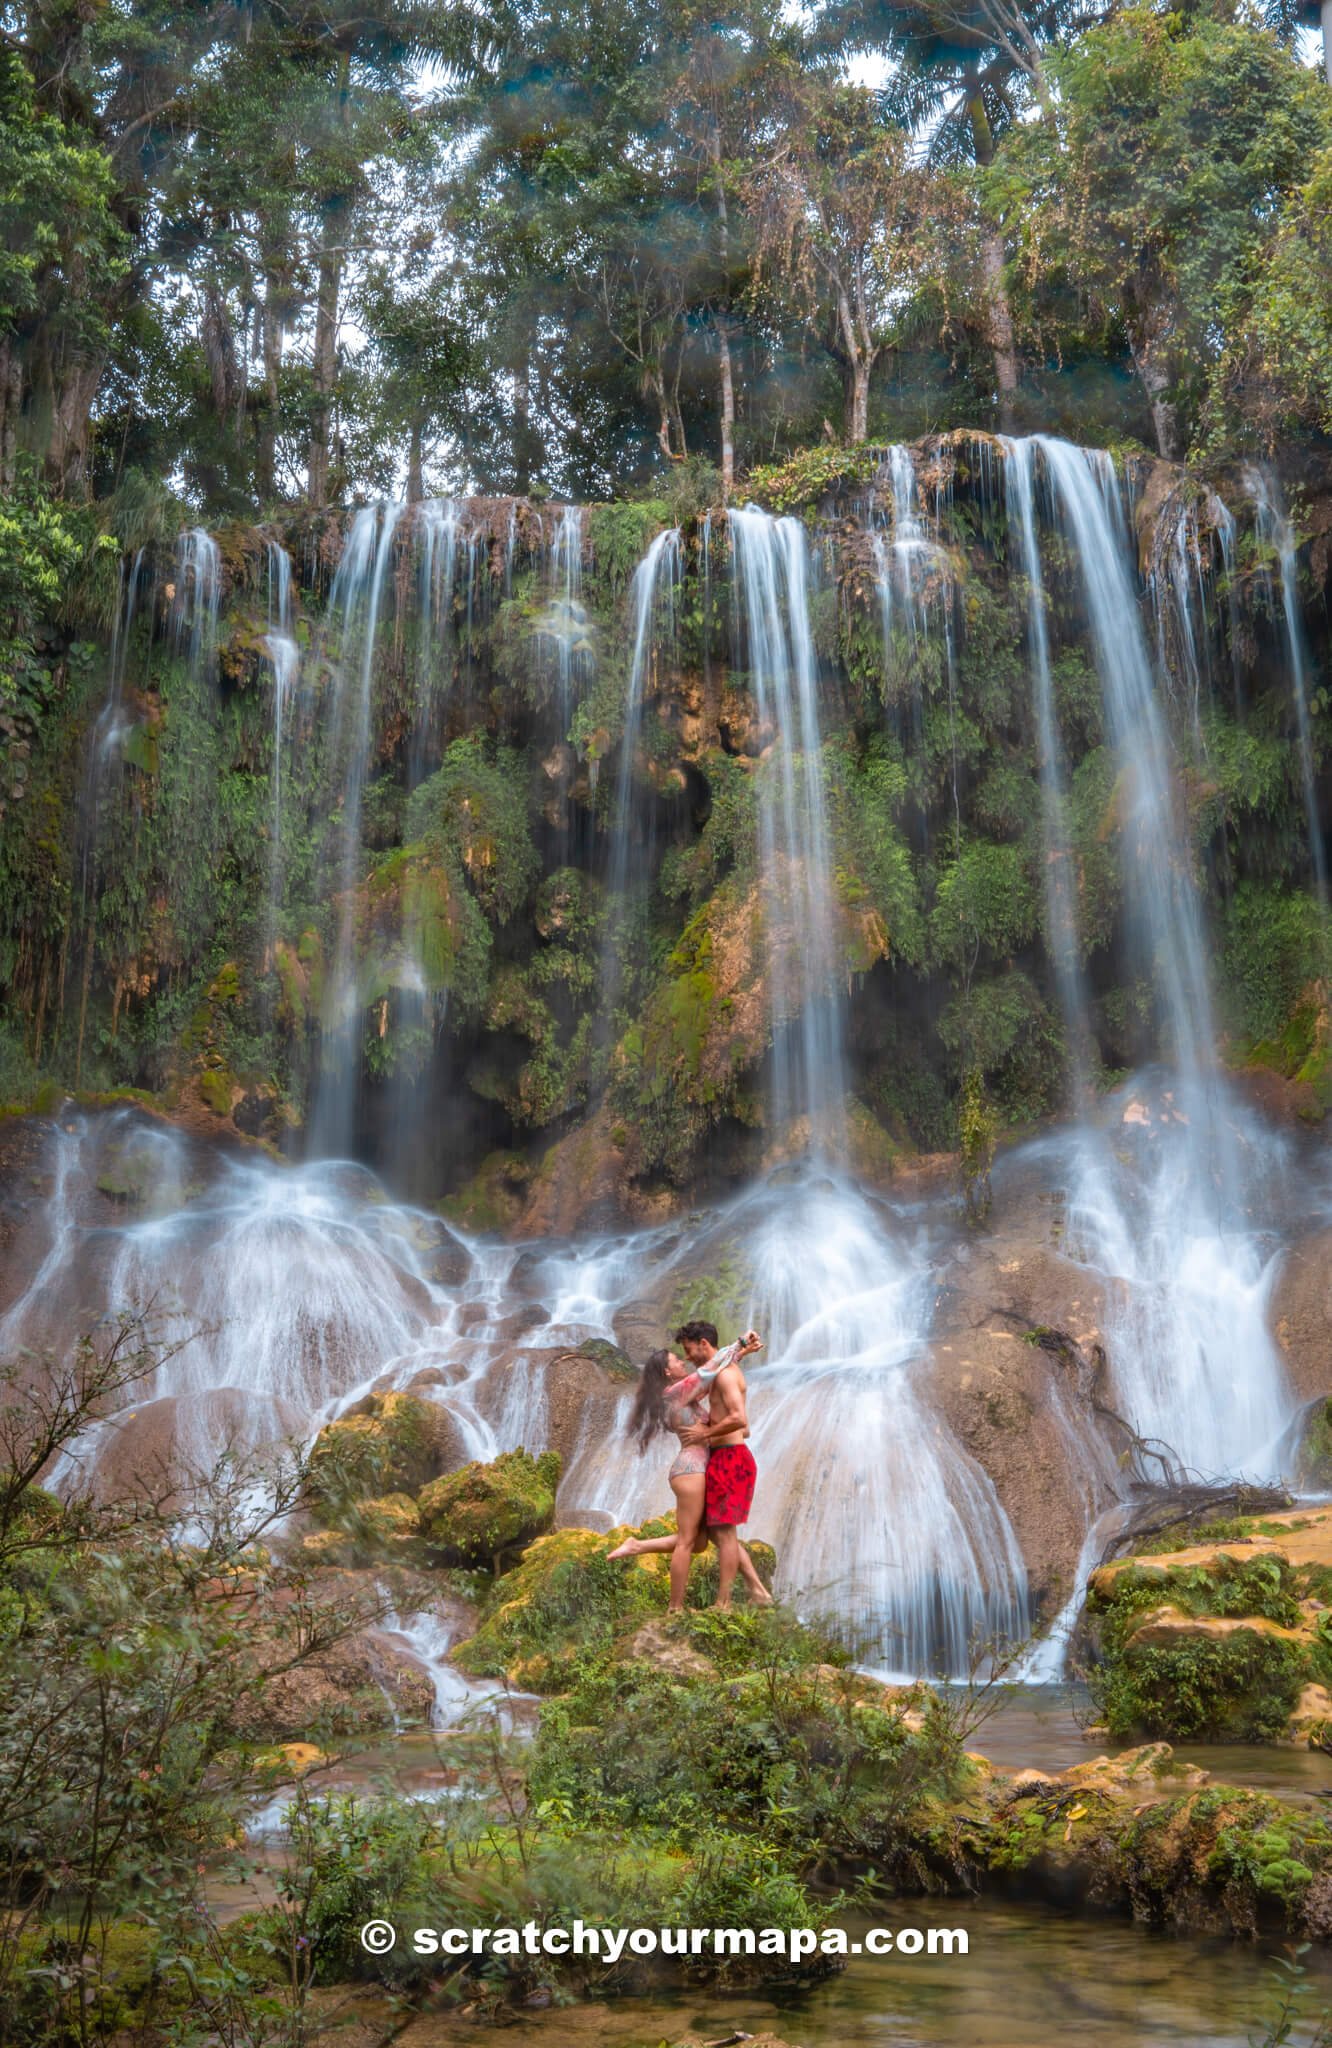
[607,1342,771,1612]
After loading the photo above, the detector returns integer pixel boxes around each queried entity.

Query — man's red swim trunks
[705,1442,757,1527]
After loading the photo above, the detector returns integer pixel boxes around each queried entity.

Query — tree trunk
[1133,341,1181,461]
[716,318,735,498]
[307,226,341,509]
[407,415,424,503]
[844,355,872,444]
[966,75,1019,432]
[1322,0,1331,89]
[0,338,20,491]
[980,228,1019,432]
[202,280,240,420]
[512,344,536,492]
[48,351,104,495]
[255,277,283,503]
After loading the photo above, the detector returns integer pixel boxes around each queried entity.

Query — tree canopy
[0,0,1327,517]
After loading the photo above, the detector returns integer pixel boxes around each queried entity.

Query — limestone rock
[307,1389,465,1518]
[1272,1226,1332,1404]
[418,1446,561,1567]
[926,1170,1110,1616]
[622,1618,718,1679]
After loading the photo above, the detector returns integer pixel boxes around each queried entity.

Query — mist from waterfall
[7,1113,1029,1677]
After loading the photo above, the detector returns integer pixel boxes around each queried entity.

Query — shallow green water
[400,1898,1332,2047]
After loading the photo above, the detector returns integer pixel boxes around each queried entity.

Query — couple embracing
[608,1318,768,1613]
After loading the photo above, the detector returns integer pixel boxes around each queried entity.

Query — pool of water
[388,1898,1332,2047]
[970,1684,1332,1800]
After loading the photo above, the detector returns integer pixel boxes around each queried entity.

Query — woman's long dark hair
[628,1348,674,1450]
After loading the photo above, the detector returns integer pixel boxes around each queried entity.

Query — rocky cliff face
[1,437,1328,1217]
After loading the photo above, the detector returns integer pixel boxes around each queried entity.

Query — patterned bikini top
[662,1341,742,1441]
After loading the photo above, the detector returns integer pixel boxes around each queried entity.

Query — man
[676,1317,759,1612]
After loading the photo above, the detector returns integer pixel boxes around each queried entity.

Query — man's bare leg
[737,1542,772,1606]
[713,1524,740,1609]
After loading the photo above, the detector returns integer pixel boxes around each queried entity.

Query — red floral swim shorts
[705,1443,757,1528]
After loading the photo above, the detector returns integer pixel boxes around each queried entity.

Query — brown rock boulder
[926,1191,1109,1617]
[1272,1226,1332,1405]
[84,1386,306,1504]
[239,1626,435,1740]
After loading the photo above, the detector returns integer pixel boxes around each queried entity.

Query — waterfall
[538,505,591,725]
[411,499,462,788]
[729,507,844,1147]
[602,527,682,1014]
[1002,440,1089,1089]
[171,528,221,684]
[1246,466,1326,906]
[1026,440,1291,1481]
[263,541,299,964]
[1036,439,1218,1085]
[79,549,147,913]
[309,501,404,1159]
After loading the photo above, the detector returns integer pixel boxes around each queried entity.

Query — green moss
[586,500,672,594]
[743,442,881,513]
[451,1519,779,1690]
[307,1392,457,1520]
[197,1066,234,1115]
[417,1446,561,1569]
[1084,1550,1320,1740]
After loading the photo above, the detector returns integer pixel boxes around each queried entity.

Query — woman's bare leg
[607,1476,707,1584]
[667,1475,705,1612]
[608,1532,675,1560]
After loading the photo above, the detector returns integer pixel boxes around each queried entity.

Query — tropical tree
[743,78,947,442]
[992,6,1332,457]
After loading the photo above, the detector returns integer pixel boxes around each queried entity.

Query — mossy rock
[306,1391,460,1524]
[418,1447,561,1569]
[451,1526,663,1689]
[361,1491,421,1540]
[451,1516,779,1691]
[576,1337,636,1383]
[305,1491,428,1566]
[1083,1532,1332,1742]
[197,1067,236,1116]
[1294,1398,1332,1489]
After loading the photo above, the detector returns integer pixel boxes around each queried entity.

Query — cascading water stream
[172,528,221,685]
[1025,439,1291,1484]
[1002,440,1090,1089]
[263,541,299,969]
[601,526,681,1014]
[1246,466,1326,907]
[411,499,462,787]
[539,505,591,726]
[309,501,404,1159]
[729,507,844,1148]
